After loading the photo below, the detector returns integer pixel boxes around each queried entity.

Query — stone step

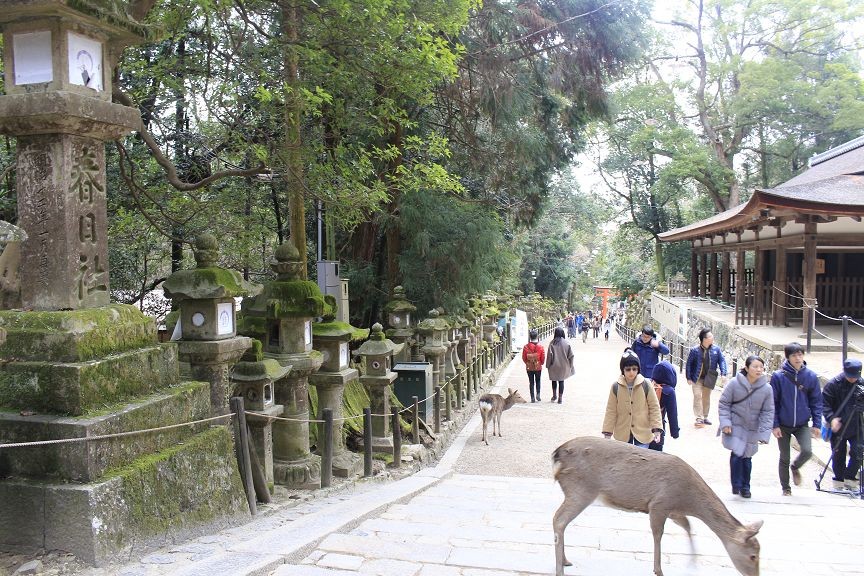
[0,381,212,482]
[0,425,249,566]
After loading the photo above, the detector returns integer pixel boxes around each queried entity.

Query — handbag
[703,368,719,390]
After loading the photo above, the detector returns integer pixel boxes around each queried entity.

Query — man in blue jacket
[823,358,863,491]
[631,324,670,381]
[686,327,728,429]
[769,342,823,496]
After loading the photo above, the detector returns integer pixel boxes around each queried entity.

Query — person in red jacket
[522,329,545,402]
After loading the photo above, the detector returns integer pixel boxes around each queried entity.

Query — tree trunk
[282,2,307,277]
[654,238,666,283]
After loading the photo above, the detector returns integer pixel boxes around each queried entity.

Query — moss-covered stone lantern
[309,303,367,477]
[230,339,288,485]
[383,285,415,364]
[417,309,449,390]
[239,240,324,489]
[356,323,404,454]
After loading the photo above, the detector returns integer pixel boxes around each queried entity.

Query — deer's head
[507,388,528,404]
[725,520,762,576]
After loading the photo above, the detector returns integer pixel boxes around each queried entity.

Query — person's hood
[781,359,807,376]
[616,373,646,388]
[736,372,768,389]
[651,361,677,388]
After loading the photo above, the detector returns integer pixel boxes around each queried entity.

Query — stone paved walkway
[69,332,863,576]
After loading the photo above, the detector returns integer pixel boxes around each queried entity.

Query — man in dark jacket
[822,358,864,491]
[648,360,680,452]
[685,328,728,428]
[769,342,823,496]
[631,324,670,381]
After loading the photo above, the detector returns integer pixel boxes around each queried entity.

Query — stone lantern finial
[271,241,303,281]
[193,233,219,268]
[369,322,385,340]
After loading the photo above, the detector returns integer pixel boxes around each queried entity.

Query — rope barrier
[810,326,843,344]
[0,413,232,449]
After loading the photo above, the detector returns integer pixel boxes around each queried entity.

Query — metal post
[411,396,420,444]
[434,385,441,433]
[321,408,333,488]
[445,379,452,422]
[229,397,256,516]
[363,407,372,477]
[842,315,849,364]
[806,304,814,353]
[391,406,401,469]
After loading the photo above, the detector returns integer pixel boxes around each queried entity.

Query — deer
[552,437,762,576]
[478,388,526,445]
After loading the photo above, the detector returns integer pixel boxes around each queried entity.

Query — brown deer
[552,437,762,576]
[478,388,526,445]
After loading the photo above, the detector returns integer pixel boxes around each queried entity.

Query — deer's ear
[742,520,763,540]
[508,388,514,395]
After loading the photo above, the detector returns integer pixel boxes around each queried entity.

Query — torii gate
[593,285,617,318]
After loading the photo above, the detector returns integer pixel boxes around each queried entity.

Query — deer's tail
[551,444,573,484]
[478,399,492,417]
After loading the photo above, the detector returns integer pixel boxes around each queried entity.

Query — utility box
[339,277,350,324]
[317,260,350,322]
[393,362,433,422]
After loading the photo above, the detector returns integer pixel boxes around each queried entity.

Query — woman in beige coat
[545,327,574,403]
[602,349,662,447]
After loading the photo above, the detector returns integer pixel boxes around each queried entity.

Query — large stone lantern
[309,307,365,477]
[417,309,449,390]
[240,241,325,489]
[163,233,256,415]
[357,323,404,454]
[0,1,145,310]
[383,285,415,364]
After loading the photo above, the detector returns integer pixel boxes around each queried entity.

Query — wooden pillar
[709,252,719,300]
[803,222,817,334]
[721,252,732,304]
[734,249,745,325]
[690,246,698,297]
[699,253,708,298]
[754,248,763,324]
[774,246,787,327]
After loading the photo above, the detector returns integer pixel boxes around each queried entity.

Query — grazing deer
[552,437,762,576]
[478,388,526,445]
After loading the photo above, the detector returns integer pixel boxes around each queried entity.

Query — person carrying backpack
[602,349,663,447]
[522,329,545,403]
[648,361,681,451]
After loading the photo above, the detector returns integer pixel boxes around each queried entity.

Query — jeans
[730,453,753,491]
[627,435,649,449]
[527,371,541,400]
[830,433,862,482]
[778,424,813,490]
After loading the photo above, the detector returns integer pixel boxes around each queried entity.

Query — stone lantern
[309,305,365,477]
[0,221,27,312]
[239,241,325,489]
[163,234,256,415]
[230,340,288,486]
[0,1,145,310]
[383,285,415,364]
[417,309,449,390]
[357,323,404,454]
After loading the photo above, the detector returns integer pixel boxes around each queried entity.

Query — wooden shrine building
[659,136,864,331]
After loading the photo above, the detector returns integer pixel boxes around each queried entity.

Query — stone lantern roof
[356,323,404,356]
[383,285,416,314]
[0,0,152,41]
[416,309,450,335]
[244,241,329,318]
[163,234,260,301]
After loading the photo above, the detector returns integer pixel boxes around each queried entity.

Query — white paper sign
[13,31,53,85]
[217,302,234,335]
[67,32,103,91]
[304,321,312,346]
[339,342,349,368]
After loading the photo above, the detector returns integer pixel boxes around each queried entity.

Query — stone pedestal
[178,338,251,415]
[246,404,284,485]
[310,371,362,476]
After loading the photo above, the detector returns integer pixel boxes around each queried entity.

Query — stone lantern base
[273,455,322,489]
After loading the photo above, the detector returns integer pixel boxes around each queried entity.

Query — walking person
[718,355,774,498]
[602,349,662,447]
[769,342,823,496]
[631,324,670,380]
[521,329,545,403]
[581,318,590,343]
[545,327,574,404]
[686,328,728,428]
[822,358,864,491]
[603,318,611,341]
[648,360,680,452]
[592,316,600,339]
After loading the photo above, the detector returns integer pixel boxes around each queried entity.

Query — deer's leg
[481,413,489,445]
[495,412,502,437]
[670,514,695,566]
[648,509,668,576]
[553,493,590,575]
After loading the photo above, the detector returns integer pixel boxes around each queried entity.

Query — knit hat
[843,358,862,378]
[620,349,640,374]
[651,361,677,387]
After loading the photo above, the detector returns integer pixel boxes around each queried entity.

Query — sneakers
[732,487,740,495]
[558,398,562,404]
[702,418,712,426]
[740,489,752,498]
[782,488,792,496]
[845,479,859,492]
[694,420,705,429]
[791,466,802,486]
[833,479,846,491]
[551,395,557,402]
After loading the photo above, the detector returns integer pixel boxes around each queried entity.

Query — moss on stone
[255,281,328,317]
[163,267,257,300]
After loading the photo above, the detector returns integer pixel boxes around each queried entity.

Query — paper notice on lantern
[340,342,349,368]
[13,31,53,85]
[217,302,234,335]
[67,32,103,91]
[305,321,312,346]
